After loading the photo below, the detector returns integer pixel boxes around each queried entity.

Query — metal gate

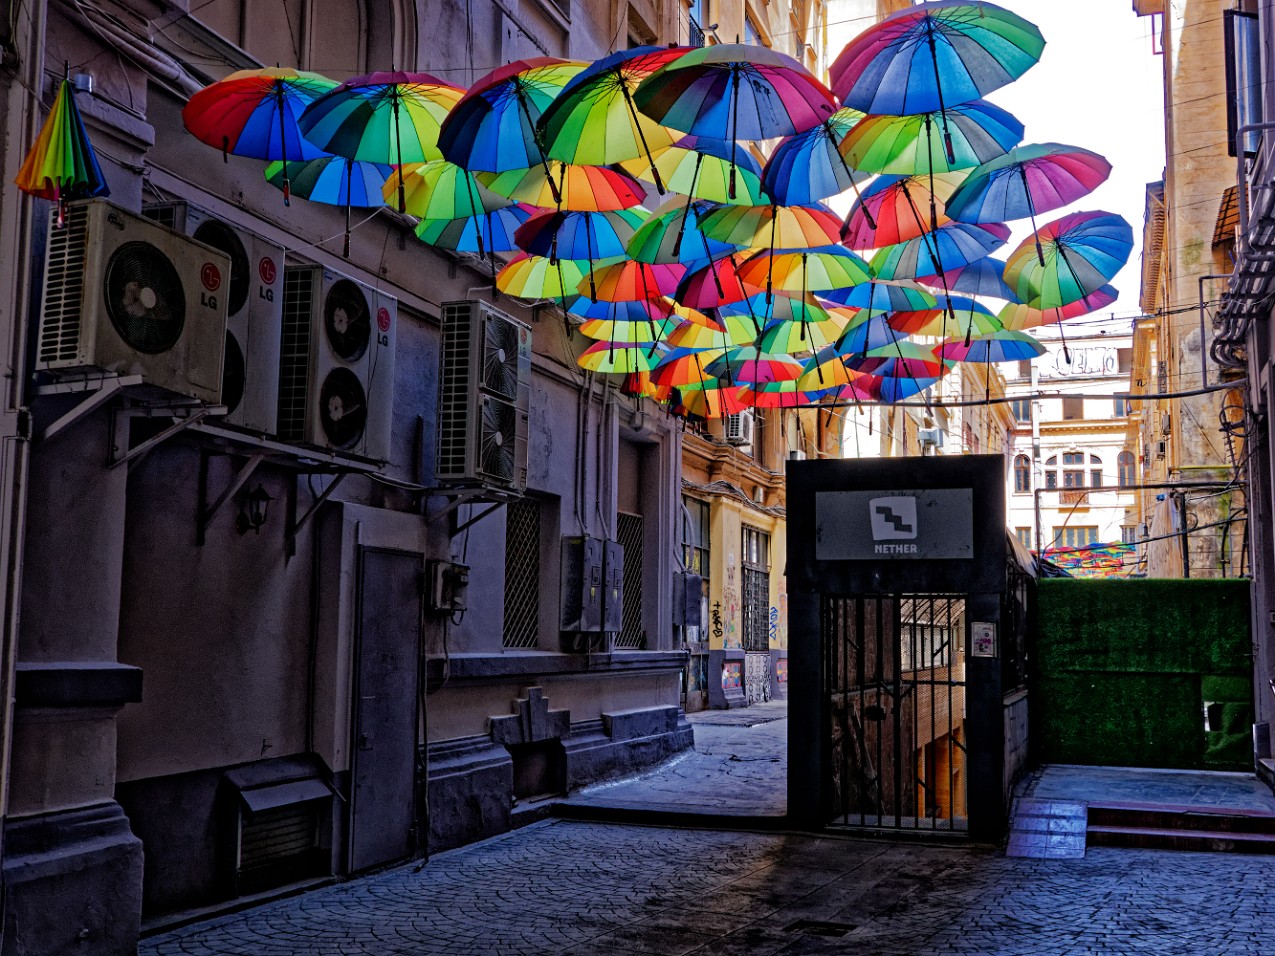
[823,593,967,832]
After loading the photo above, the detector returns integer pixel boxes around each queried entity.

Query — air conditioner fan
[192,220,249,317]
[104,241,186,354]
[482,315,521,400]
[221,331,246,414]
[479,395,517,482]
[318,367,367,449]
[323,279,371,362]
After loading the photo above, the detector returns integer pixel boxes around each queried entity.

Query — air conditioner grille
[324,278,370,362]
[483,313,522,400]
[277,269,314,443]
[38,204,90,364]
[437,302,475,478]
[103,241,186,354]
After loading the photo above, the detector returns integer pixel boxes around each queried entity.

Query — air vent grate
[277,268,314,443]
[38,204,90,364]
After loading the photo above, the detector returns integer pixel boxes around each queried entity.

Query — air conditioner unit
[143,201,284,433]
[437,300,531,491]
[276,265,396,462]
[37,199,228,403]
[918,426,945,448]
[1160,411,1171,436]
[1156,439,1167,459]
[789,449,807,461]
[724,410,754,446]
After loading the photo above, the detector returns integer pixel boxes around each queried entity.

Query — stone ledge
[15,661,143,708]
[426,650,686,688]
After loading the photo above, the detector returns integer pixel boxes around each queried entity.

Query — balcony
[689,14,705,48]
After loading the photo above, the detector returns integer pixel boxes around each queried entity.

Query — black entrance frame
[786,455,1033,841]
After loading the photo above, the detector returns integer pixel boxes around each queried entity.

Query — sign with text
[815,489,974,560]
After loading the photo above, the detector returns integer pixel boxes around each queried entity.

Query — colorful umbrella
[996,284,1118,331]
[888,294,1002,338]
[478,161,646,211]
[736,381,829,408]
[624,134,767,205]
[579,339,668,373]
[722,292,836,327]
[666,316,757,349]
[699,202,843,251]
[705,347,805,385]
[651,346,728,388]
[15,76,110,223]
[836,313,911,353]
[669,384,750,419]
[918,255,1019,301]
[831,2,1044,163]
[847,340,945,378]
[415,204,537,254]
[738,245,872,303]
[584,260,685,302]
[634,44,838,200]
[514,209,646,262]
[567,295,674,323]
[1003,210,1133,309]
[386,160,509,220]
[944,143,1112,263]
[840,100,1024,176]
[298,71,464,212]
[761,107,868,206]
[799,348,880,390]
[755,316,847,355]
[537,46,683,186]
[577,314,682,342]
[821,278,937,313]
[437,59,586,204]
[183,67,336,202]
[627,197,737,264]
[937,329,1045,363]
[870,221,1010,280]
[673,254,763,312]
[841,172,965,250]
[266,156,391,257]
[877,374,943,403]
[496,253,601,312]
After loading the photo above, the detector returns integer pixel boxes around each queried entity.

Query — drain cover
[784,920,857,938]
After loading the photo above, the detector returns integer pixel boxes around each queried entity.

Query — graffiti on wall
[711,601,724,642]
[722,660,742,690]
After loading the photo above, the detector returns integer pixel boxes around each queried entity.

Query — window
[1015,360,1032,380]
[1121,525,1138,544]
[741,526,770,652]
[1044,455,1058,490]
[744,15,764,46]
[1016,527,1033,548]
[1062,396,1084,420]
[1090,455,1103,489]
[1013,454,1031,493]
[1062,452,1085,488]
[1117,450,1135,487]
[682,497,710,578]
[1052,526,1099,549]
[687,0,705,45]
[1114,396,1132,417]
[1010,398,1033,423]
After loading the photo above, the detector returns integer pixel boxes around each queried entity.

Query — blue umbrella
[761,107,868,206]
[265,156,391,256]
[919,255,1019,301]
[870,222,1010,280]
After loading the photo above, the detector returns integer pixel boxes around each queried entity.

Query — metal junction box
[602,539,625,634]
[560,536,604,633]
[673,572,703,628]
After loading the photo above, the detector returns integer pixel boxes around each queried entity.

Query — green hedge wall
[1034,579,1252,770]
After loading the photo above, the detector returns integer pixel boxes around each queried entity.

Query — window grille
[741,526,770,652]
[503,499,540,648]
[615,512,645,649]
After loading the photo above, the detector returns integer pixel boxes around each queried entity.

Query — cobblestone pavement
[143,819,1272,955]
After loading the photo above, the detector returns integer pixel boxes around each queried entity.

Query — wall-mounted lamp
[236,485,272,535]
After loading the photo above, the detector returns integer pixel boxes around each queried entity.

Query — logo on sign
[869,496,918,554]
[377,307,391,332]
[200,263,222,292]
[258,257,277,285]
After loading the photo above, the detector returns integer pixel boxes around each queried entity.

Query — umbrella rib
[619,75,665,195]
[924,22,957,165]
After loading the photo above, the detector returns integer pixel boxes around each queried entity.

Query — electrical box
[602,539,625,634]
[673,572,703,628]
[426,560,469,613]
[560,536,604,633]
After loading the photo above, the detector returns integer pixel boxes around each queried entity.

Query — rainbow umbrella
[836,313,911,353]
[870,222,1010,280]
[674,254,763,312]
[699,202,843,252]
[652,346,728,388]
[799,349,878,390]
[497,253,601,316]
[839,100,1023,175]
[15,76,110,224]
[762,107,868,207]
[538,46,684,186]
[944,143,1113,264]
[831,2,1044,163]
[567,295,673,323]
[415,204,537,254]
[667,316,756,349]
[623,134,766,205]
[877,374,942,403]
[755,315,849,355]
[848,340,945,378]
[298,71,463,212]
[577,314,682,342]
[841,172,965,250]
[738,245,872,304]
[918,255,1018,301]
[627,197,737,264]
[1003,211,1133,309]
[721,292,836,327]
[515,209,646,297]
[705,348,804,385]
[736,381,829,408]
[996,284,1118,331]
[386,160,509,221]
[183,67,336,203]
[937,329,1044,363]
[669,384,750,419]
[821,278,937,313]
[438,59,586,205]
[889,295,1002,339]
[635,44,838,201]
[478,161,646,211]
[579,339,668,373]
[266,156,391,257]
[585,260,685,301]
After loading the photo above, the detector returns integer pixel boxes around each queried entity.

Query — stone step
[1087,824,1275,854]
[1087,801,1275,835]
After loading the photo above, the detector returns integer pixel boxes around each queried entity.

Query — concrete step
[1087,824,1275,854]
[1087,801,1275,835]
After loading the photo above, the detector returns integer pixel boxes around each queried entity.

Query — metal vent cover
[276,267,315,444]
[37,203,90,365]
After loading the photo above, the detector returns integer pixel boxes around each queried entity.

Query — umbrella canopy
[799,348,881,390]
[635,43,838,201]
[839,100,1024,175]
[822,278,937,313]
[478,161,646,211]
[841,172,965,250]
[705,347,805,385]
[183,67,336,163]
[667,315,757,348]
[437,59,585,178]
[537,47,683,181]
[577,314,683,342]
[497,253,602,302]
[266,155,391,256]
[386,160,510,220]
[669,384,750,418]
[722,292,836,327]
[762,107,867,206]
[848,339,945,378]
[699,202,843,250]
[936,329,1045,362]
[870,221,1010,280]
[837,312,911,353]
[298,71,463,211]
[739,246,872,299]
[888,294,1002,338]
[996,284,1118,330]
[623,134,767,205]
[673,254,763,311]
[16,77,110,215]
[651,346,728,388]
[736,380,829,408]
[831,1,1045,115]
[584,260,686,301]
[918,255,1018,301]
[567,295,674,323]
[944,143,1112,224]
[1003,210,1133,308]
[755,315,848,354]
[579,339,668,373]
[627,197,738,264]
[415,204,537,254]
[515,209,646,262]
[877,374,943,402]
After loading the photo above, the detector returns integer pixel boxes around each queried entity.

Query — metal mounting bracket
[196,452,265,545]
[109,403,226,469]
[35,374,143,441]
[287,473,348,552]
[425,486,514,534]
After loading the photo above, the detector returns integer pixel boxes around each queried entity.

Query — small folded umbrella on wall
[16,75,110,225]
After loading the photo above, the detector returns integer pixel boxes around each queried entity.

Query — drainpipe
[1177,490,1191,579]
[1198,274,1231,388]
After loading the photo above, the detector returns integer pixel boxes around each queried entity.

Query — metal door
[350,547,422,871]
[824,593,967,831]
